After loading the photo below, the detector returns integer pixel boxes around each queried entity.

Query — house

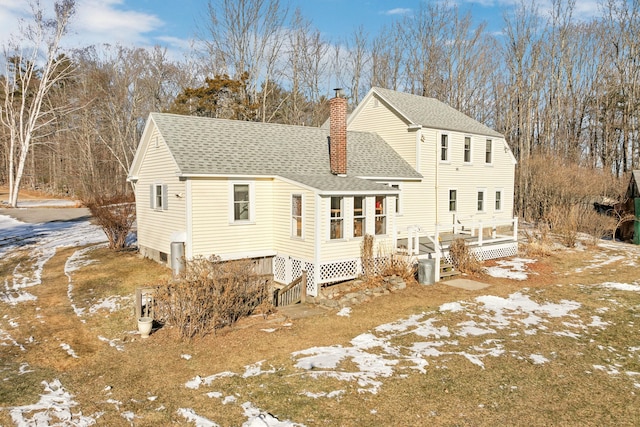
[128,87,517,296]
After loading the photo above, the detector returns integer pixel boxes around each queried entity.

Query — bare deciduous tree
[0,0,75,207]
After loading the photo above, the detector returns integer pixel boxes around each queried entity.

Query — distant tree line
[0,0,637,219]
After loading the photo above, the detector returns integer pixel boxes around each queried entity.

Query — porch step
[440,262,460,280]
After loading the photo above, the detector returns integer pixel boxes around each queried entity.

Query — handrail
[274,270,307,307]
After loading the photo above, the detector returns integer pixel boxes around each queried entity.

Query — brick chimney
[329,88,347,176]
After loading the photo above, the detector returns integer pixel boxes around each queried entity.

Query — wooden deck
[397,231,517,257]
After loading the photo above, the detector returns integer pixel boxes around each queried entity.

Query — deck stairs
[439,262,460,280]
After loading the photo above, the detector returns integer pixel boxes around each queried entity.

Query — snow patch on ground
[1,215,107,306]
[599,282,640,292]
[6,379,100,426]
[484,258,536,280]
[336,307,351,317]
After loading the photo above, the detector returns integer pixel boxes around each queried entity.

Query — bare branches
[1,0,75,207]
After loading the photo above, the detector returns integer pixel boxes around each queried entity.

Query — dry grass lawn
[1,238,640,426]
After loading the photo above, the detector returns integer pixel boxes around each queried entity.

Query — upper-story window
[440,134,449,161]
[375,196,386,235]
[330,196,344,239]
[292,194,303,238]
[353,196,366,238]
[485,139,492,164]
[464,136,472,163]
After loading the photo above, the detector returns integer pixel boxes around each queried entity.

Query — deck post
[478,221,483,247]
[513,217,518,242]
[301,270,307,303]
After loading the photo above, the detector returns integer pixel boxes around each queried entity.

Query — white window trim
[329,196,345,241]
[375,195,387,236]
[151,183,167,211]
[353,195,366,238]
[464,135,473,164]
[291,193,304,239]
[485,139,493,165]
[477,188,486,212]
[377,181,403,216]
[448,188,457,212]
[495,188,503,212]
[440,133,450,163]
[229,181,255,224]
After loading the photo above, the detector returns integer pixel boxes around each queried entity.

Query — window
[150,183,167,210]
[440,134,449,161]
[330,197,343,239]
[449,189,457,212]
[233,184,250,221]
[477,190,485,212]
[485,139,492,164]
[375,196,386,235]
[292,194,302,238]
[495,190,502,211]
[464,136,472,163]
[353,196,365,237]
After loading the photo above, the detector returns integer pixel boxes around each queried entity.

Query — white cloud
[382,8,412,16]
[0,0,182,51]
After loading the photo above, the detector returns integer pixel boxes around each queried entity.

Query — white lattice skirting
[441,242,518,264]
[273,255,391,297]
[275,243,517,296]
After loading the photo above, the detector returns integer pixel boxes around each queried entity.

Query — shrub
[576,204,617,246]
[361,234,375,278]
[522,223,553,257]
[84,193,136,250]
[547,205,578,247]
[448,238,483,274]
[154,256,271,340]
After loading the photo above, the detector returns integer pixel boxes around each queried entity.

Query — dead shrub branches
[84,193,136,250]
[449,238,483,274]
[154,256,271,340]
[361,234,375,278]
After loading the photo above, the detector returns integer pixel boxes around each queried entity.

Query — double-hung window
[230,181,254,223]
[233,184,250,220]
[449,189,457,212]
[477,189,485,212]
[353,196,365,237]
[330,197,343,239]
[464,136,472,163]
[150,183,167,210]
[495,190,502,211]
[440,134,449,161]
[375,196,386,235]
[292,194,302,238]
[485,139,492,164]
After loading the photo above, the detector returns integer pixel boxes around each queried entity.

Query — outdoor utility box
[170,241,185,278]
[418,259,435,285]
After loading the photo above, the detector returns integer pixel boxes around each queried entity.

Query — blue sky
[0,0,603,55]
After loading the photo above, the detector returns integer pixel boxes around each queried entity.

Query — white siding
[318,195,396,263]
[348,94,515,237]
[190,178,274,259]
[349,96,417,169]
[135,127,186,257]
[271,180,315,260]
[427,131,515,229]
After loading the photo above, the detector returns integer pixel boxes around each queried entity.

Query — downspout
[313,192,322,296]
[185,179,193,259]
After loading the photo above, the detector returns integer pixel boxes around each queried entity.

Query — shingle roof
[150,113,421,193]
[371,87,503,138]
